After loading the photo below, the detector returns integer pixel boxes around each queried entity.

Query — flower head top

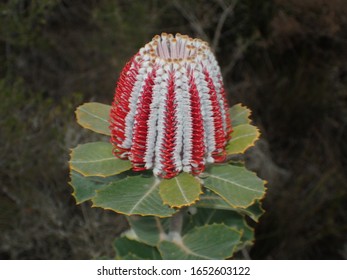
[110,33,232,179]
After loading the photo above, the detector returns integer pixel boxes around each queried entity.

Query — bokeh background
[1,0,347,259]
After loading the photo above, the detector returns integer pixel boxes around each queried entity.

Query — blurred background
[1,0,347,259]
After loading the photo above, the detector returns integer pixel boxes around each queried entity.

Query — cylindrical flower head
[110,33,232,179]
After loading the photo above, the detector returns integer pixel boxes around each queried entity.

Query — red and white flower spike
[110,33,232,179]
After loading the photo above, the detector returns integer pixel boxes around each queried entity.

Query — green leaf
[195,191,264,222]
[76,102,111,135]
[239,223,254,248]
[92,175,176,217]
[158,224,241,260]
[226,124,260,155]
[183,208,245,232]
[159,173,202,208]
[69,142,132,177]
[238,200,265,223]
[69,171,126,204]
[114,237,162,260]
[187,209,254,246]
[227,104,260,155]
[229,103,252,127]
[126,216,169,246]
[119,253,143,260]
[183,208,254,247]
[195,192,236,211]
[203,164,266,208]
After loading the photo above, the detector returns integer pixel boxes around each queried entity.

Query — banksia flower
[110,33,232,179]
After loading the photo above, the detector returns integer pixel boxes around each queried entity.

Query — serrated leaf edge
[159,176,203,209]
[227,124,261,155]
[229,103,252,127]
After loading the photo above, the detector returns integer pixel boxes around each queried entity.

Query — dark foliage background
[1,0,346,259]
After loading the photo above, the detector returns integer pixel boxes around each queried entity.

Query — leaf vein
[79,107,109,123]
[230,132,257,142]
[175,177,189,203]
[174,240,212,260]
[232,109,248,120]
[207,174,263,193]
[70,157,116,163]
[129,178,160,214]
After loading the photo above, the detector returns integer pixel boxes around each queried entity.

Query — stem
[242,247,251,260]
[169,209,184,242]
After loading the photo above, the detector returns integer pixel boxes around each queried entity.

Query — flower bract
[110,33,232,178]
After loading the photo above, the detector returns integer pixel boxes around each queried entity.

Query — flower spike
[110,33,232,178]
